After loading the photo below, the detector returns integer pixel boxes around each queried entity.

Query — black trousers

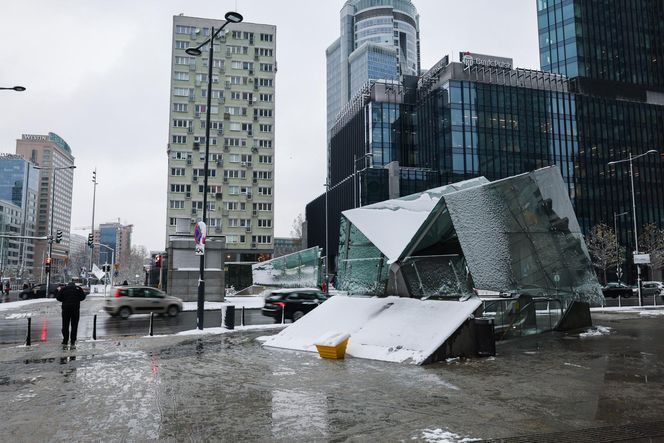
[61,306,80,344]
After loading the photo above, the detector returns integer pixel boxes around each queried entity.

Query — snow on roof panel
[342,176,490,263]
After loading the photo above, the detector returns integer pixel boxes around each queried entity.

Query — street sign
[194,221,207,256]
[633,253,651,264]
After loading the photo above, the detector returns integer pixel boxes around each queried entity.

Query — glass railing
[481,297,564,340]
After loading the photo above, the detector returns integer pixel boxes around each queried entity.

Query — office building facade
[308,50,664,278]
[15,133,75,280]
[0,154,39,279]
[326,0,420,141]
[96,222,133,270]
[165,16,277,269]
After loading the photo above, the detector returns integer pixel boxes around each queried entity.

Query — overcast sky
[0,0,539,252]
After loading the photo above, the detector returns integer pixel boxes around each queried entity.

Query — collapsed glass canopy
[336,166,604,305]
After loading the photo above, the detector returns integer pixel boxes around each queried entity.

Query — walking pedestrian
[56,281,86,349]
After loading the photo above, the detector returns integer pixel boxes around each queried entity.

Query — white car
[104,286,183,319]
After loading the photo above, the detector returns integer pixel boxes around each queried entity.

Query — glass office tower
[326,0,420,140]
[537,0,664,87]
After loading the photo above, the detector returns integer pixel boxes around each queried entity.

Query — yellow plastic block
[315,337,349,360]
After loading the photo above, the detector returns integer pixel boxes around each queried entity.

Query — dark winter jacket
[56,283,86,308]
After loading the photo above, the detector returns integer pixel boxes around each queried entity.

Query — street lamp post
[35,165,76,295]
[353,153,373,208]
[89,169,98,284]
[324,179,329,292]
[608,149,659,307]
[0,86,26,91]
[186,11,244,330]
[613,211,628,283]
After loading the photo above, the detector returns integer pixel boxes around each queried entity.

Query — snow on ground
[420,428,481,442]
[264,296,481,365]
[0,298,56,312]
[182,296,265,311]
[579,325,612,338]
[145,323,286,338]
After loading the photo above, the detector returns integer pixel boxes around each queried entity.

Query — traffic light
[87,233,93,247]
[55,230,63,243]
[155,255,162,268]
[44,257,52,273]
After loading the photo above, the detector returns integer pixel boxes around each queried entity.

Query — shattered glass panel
[399,255,474,298]
[252,247,322,288]
[337,219,389,295]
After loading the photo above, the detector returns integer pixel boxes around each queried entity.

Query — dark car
[602,282,636,298]
[18,283,64,300]
[261,288,328,322]
[641,281,664,298]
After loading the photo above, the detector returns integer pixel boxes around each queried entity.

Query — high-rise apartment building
[0,154,39,279]
[165,15,276,268]
[326,0,420,139]
[15,133,75,279]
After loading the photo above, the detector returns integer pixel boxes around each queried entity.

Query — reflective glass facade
[326,0,420,139]
[418,80,577,196]
[538,0,664,88]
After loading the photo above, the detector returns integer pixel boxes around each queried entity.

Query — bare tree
[586,223,624,284]
[290,213,304,239]
[638,223,664,280]
[118,245,149,284]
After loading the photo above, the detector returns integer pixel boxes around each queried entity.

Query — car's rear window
[266,294,285,302]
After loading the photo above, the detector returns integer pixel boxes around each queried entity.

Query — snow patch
[419,428,481,442]
[579,325,612,337]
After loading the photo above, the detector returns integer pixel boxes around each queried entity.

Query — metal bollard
[25,317,32,346]
[149,312,154,336]
[281,307,285,324]
[241,306,245,327]
[92,314,97,340]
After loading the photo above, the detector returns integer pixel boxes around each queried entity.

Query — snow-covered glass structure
[252,247,323,288]
[337,166,603,306]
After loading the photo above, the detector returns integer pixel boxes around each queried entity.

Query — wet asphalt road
[0,310,663,442]
[0,298,274,345]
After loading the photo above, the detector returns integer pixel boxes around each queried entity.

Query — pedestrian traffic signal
[44,257,52,273]
[56,230,63,243]
[87,233,93,247]
[155,255,162,268]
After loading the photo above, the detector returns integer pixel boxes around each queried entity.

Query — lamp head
[13,86,26,91]
[225,11,243,23]
[646,149,658,155]
[185,47,202,56]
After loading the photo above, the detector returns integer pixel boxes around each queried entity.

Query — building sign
[460,52,513,70]
[0,153,23,160]
[21,134,48,141]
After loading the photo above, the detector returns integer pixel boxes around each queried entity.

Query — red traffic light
[155,255,162,267]
[44,257,52,265]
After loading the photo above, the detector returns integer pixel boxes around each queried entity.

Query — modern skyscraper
[15,133,75,280]
[537,0,664,88]
[307,0,664,283]
[165,15,277,277]
[326,0,420,140]
[0,154,39,279]
[96,222,133,270]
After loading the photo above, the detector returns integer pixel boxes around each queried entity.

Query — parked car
[641,281,664,298]
[602,282,636,298]
[104,286,183,319]
[18,283,64,300]
[261,288,328,322]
